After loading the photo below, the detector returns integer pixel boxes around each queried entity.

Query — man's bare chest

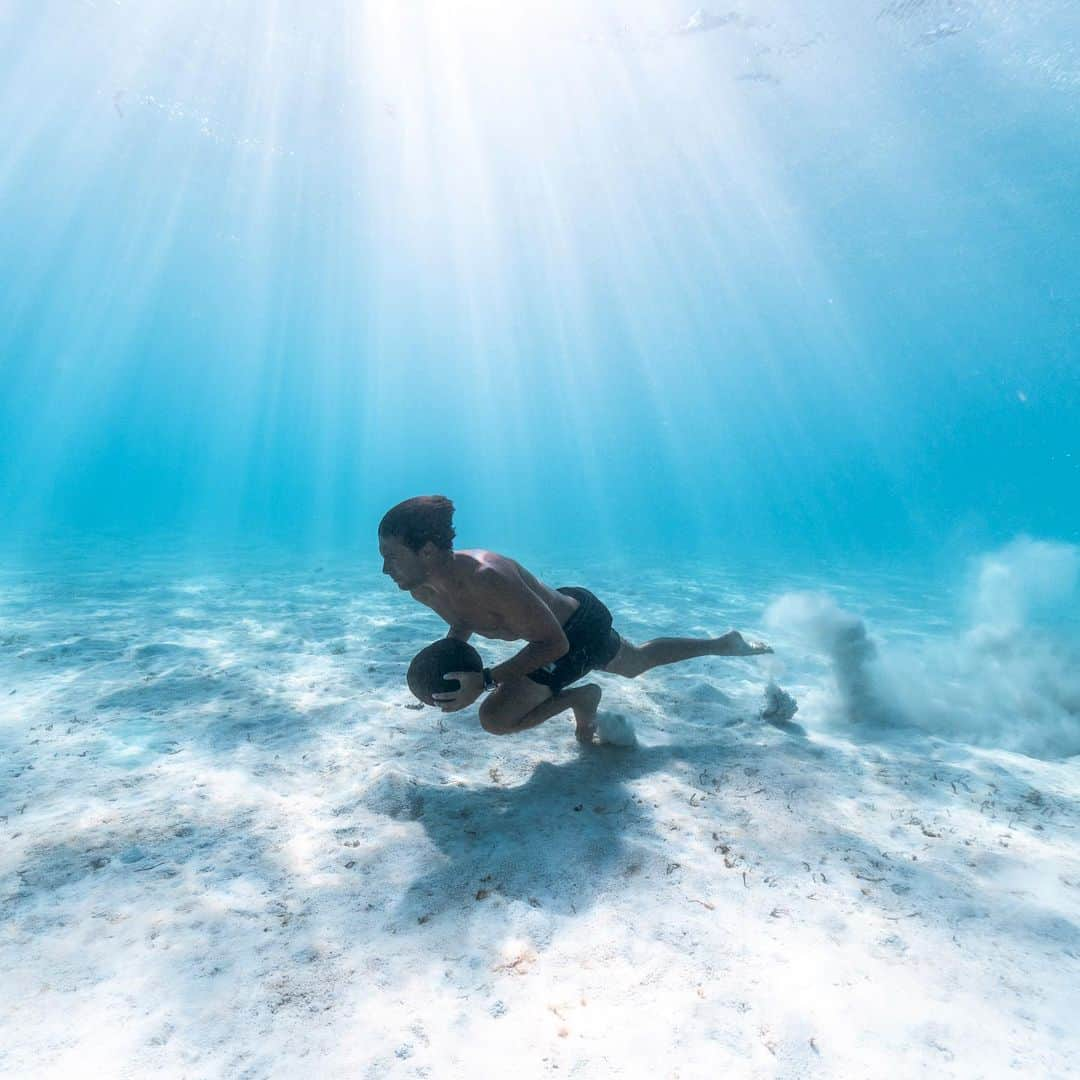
[445,597,519,640]
[413,584,519,640]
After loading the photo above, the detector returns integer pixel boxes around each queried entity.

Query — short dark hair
[378,495,456,552]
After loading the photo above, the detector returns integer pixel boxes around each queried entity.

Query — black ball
[407,638,484,706]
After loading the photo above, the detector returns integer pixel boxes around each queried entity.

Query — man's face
[378,534,428,590]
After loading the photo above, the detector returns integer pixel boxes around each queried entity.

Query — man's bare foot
[572,683,602,743]
[720,630,773,656]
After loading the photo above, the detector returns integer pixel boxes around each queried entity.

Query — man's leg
[479,678,603,742]
[601,630,770,679]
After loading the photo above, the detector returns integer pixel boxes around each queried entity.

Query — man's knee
[479,716,516,736]
[478,701,519,735]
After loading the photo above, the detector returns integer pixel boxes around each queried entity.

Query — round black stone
[407,638,484,706]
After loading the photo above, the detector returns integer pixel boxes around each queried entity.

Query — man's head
[378,495,456,590]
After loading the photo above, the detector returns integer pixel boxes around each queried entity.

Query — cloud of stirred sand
[765,538,1080,759]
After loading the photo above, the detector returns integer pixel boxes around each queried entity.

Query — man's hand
[431,670,485,712]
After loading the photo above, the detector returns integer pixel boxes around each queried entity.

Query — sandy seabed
[1,550,1077,1079]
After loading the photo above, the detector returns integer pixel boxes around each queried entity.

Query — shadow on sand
[362,742,702,920]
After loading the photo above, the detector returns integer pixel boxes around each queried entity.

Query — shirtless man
[379,495,772,742]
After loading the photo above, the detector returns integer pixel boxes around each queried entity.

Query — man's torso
[411,550,578,640]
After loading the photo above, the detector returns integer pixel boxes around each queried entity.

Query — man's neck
[421,550,460,594]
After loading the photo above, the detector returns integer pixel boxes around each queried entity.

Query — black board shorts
[525,587,622,695]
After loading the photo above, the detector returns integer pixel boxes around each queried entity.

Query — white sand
[1,551,1078,1078]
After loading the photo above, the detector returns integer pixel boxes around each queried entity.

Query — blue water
[1,0,1078,566]
[4,11,1080,1070]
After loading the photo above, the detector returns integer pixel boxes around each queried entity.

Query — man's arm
[476,570,569,685]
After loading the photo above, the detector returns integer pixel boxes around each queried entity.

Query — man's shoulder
[455,548,508,566]
[469,550,559,592]
[455,550,522,585]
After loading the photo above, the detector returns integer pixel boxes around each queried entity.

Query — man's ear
[418,541,439,561]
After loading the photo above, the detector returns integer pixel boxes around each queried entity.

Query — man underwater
[379,495,772,742]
